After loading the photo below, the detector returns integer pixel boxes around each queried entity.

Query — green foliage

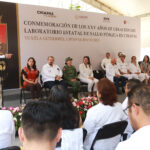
[69,3,81,10]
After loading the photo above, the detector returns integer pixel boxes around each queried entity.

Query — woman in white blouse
[83,78,127,150]
[0,110,15,149]
[129,56,149,83]
[78,56,98,97]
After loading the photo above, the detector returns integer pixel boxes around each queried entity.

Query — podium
[0,58,7,107]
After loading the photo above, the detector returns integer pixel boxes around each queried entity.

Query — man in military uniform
[63,57,80,98]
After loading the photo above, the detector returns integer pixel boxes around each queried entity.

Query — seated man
[101,52,111,70]
[116,84,150,150]
[106,58,127,94]
[122,79,141,110]
[122,79,141,139]
[19,101,62,150]
[118,54,138,80]
[0,110,15,149]
[41,56,67,89]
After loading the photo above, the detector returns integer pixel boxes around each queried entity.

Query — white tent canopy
[83,0,150,58]
[0,0,149,58]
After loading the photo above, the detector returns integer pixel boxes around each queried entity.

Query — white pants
[122,74,138,80]
[138,73,149,82]
[130,73,149,81]
[79,77,99,92]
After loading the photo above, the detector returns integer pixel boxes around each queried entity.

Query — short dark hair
[126,79,141,90]
[22,101,61,141]
[97,78,117,106]
[128,84,150,115]
[48,85,80,129]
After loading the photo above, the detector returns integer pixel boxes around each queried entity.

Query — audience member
[22,57,41,99]
[140,55,150,75]
[41,56,66,89]
[122,79,141,138]
[49,85,81,129]
[78,56,98,97]
[0,110,15,149]
[63,57,80,98]
[48,85,83,150]
[106,58,127,94]
[118,54,137,79]
[116,84,150,150]
[122,79,141,110]
[129,56,149,84]
[83,78,127,150]
[101,52,111,70]
[19,101,62,150]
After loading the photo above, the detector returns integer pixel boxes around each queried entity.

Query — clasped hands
[89,77,94,80]
[55,75,61,81]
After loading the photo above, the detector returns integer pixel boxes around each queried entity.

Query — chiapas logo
[37,11,56,18]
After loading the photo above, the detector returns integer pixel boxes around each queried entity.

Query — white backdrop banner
[18,4,140,70]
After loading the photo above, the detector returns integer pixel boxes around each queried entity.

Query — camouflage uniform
[63,65,80,98]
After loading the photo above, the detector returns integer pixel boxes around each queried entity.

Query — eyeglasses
[123,103,140,116]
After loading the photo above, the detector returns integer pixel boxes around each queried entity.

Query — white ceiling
[83,0,150,48]
[97,0,150,17]
[1,0,150,48]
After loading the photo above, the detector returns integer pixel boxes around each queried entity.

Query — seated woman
[129,56,149,84]
[63,57,80,98]
[83,78,127,150]
[140,55,150,75]
[78,56,98,97]
[0,110,15,149]
[48,85,83,150]
[22,57,41,100]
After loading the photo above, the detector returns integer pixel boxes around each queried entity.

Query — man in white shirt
[0,110,15,149]
[122,79,141,110]
[106,58,127,94]
[41,56,66,89]
[101,52,111,70]
[122,79,141,139]
[116,84,150,150]
[118,54,137,80]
